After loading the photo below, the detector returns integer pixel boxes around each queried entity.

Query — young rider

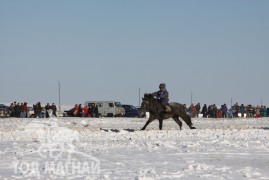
[152,83,171,113]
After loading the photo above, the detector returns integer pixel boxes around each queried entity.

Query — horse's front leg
[158,119,163,130]
[141,116,155,130]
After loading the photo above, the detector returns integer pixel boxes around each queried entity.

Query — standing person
[234,103,240,117]
[87,105,92,117]
[95,105,99,118]
[20,103,24,118]
[73,104,78,117]
[78,104,83,117]
[36,102,42,118]
[89,105,95,117]
[14,103,17,117]
[152,83,171,113]
[33,104,37,117]
[213,104,218,118]
[195,103,201,117]
[228,107,233,118]
[51,103,57,117]
[255,106,261,118]
[14,102,18,117]
[221,104,228,118]
[240,104,245,118]
[246,105,251,118]
[192,104,197,118]
[207,105,211,118]
[9,103,15,117]
[83,105,89,117]
[262,106,267,117]
[201,104,208,118]
[21,102,27,118]
[33,104,36,117]
[250,105,255,118]
[217,109,222,118]
[18,103,23,118]
[260,106,263,117]
[45,103,50,118]
[91,105,96,117]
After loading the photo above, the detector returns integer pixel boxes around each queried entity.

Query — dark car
[122,105,141,118]
[64,108,75,117]
[0,104,10,118]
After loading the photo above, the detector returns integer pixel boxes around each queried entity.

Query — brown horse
[140,94,196,130]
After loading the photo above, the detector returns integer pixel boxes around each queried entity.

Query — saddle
[157,102,171,114]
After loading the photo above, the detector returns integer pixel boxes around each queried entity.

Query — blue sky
[0,0,269,107]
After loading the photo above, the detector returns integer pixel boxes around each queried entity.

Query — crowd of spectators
[9,102,28,118]
[7,102,99,118]
[8,102,57,118]
[5,101,269,119]
[187,102,269,118]
[70,104,99,118]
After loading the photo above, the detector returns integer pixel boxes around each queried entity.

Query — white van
[84,101,125,117]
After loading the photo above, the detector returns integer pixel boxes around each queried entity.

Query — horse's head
[143,93,154,101]
[140,93,155,113]
[140,100,149,113]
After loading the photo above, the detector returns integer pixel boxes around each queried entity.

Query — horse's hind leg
[180,113,196,129]
[158,119,163,130]
[141,116,155,130]
[172,116,182,130]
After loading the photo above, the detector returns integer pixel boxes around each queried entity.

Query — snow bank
[0,117,268,179]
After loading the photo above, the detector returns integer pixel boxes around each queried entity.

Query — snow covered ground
[0,116,269,179]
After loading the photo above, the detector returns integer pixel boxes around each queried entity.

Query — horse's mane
[143,93,154,101]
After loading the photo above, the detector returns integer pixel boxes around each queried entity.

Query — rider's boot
[164,105,171,113]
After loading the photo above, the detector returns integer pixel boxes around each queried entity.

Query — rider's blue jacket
[152,90,169,105]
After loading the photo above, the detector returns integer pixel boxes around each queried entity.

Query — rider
[152,83,171,113]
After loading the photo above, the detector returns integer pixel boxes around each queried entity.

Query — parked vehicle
[84,101,125,117]
[64,108,75,117]
[56,111,67,117]
[122,104,141,118]
[0,104,10,118]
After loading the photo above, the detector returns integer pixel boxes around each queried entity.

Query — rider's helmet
[159,83,166,91]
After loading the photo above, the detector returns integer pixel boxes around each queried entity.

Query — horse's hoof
[191,127,196,129]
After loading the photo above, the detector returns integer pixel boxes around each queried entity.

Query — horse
[140,93,196,130]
